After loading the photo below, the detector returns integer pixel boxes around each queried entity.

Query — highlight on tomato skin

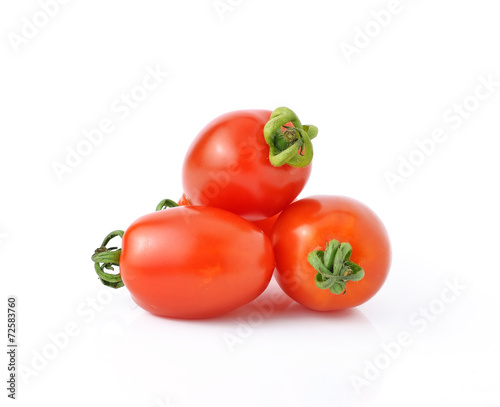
[181,108,317,221]
[93,205,275,319]
[271,195,391,311]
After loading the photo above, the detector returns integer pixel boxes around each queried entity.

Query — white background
[1,0,500,406]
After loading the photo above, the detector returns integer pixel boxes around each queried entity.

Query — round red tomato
[92,206,275,319]
[182,108,317,221]
[272,195,391,311]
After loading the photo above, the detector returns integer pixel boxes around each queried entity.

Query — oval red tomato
[272,195,391,311]
[93,206,275,319]
[182,109,315,221]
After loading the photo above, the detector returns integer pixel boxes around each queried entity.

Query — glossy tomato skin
[120,206,275,319]
[182,110,312,221]
[272,196,391,311]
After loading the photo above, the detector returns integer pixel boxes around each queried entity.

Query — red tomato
[92,206,275,319]
[272,195,391,311]
[182,109,316,221]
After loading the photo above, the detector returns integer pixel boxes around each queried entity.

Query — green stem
[263,107,318,168]
[91,199,180,289]
[308,239,364,295]
[91,230,124,288]
[156,199,179,211]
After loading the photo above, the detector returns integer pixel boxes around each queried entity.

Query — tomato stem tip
[308,240,364,295]
[263,107,318,168]
[91,230,125,289]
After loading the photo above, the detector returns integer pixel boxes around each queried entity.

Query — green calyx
[91,230,124,289]
[308,240,364,295]
[263,107,318,167]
